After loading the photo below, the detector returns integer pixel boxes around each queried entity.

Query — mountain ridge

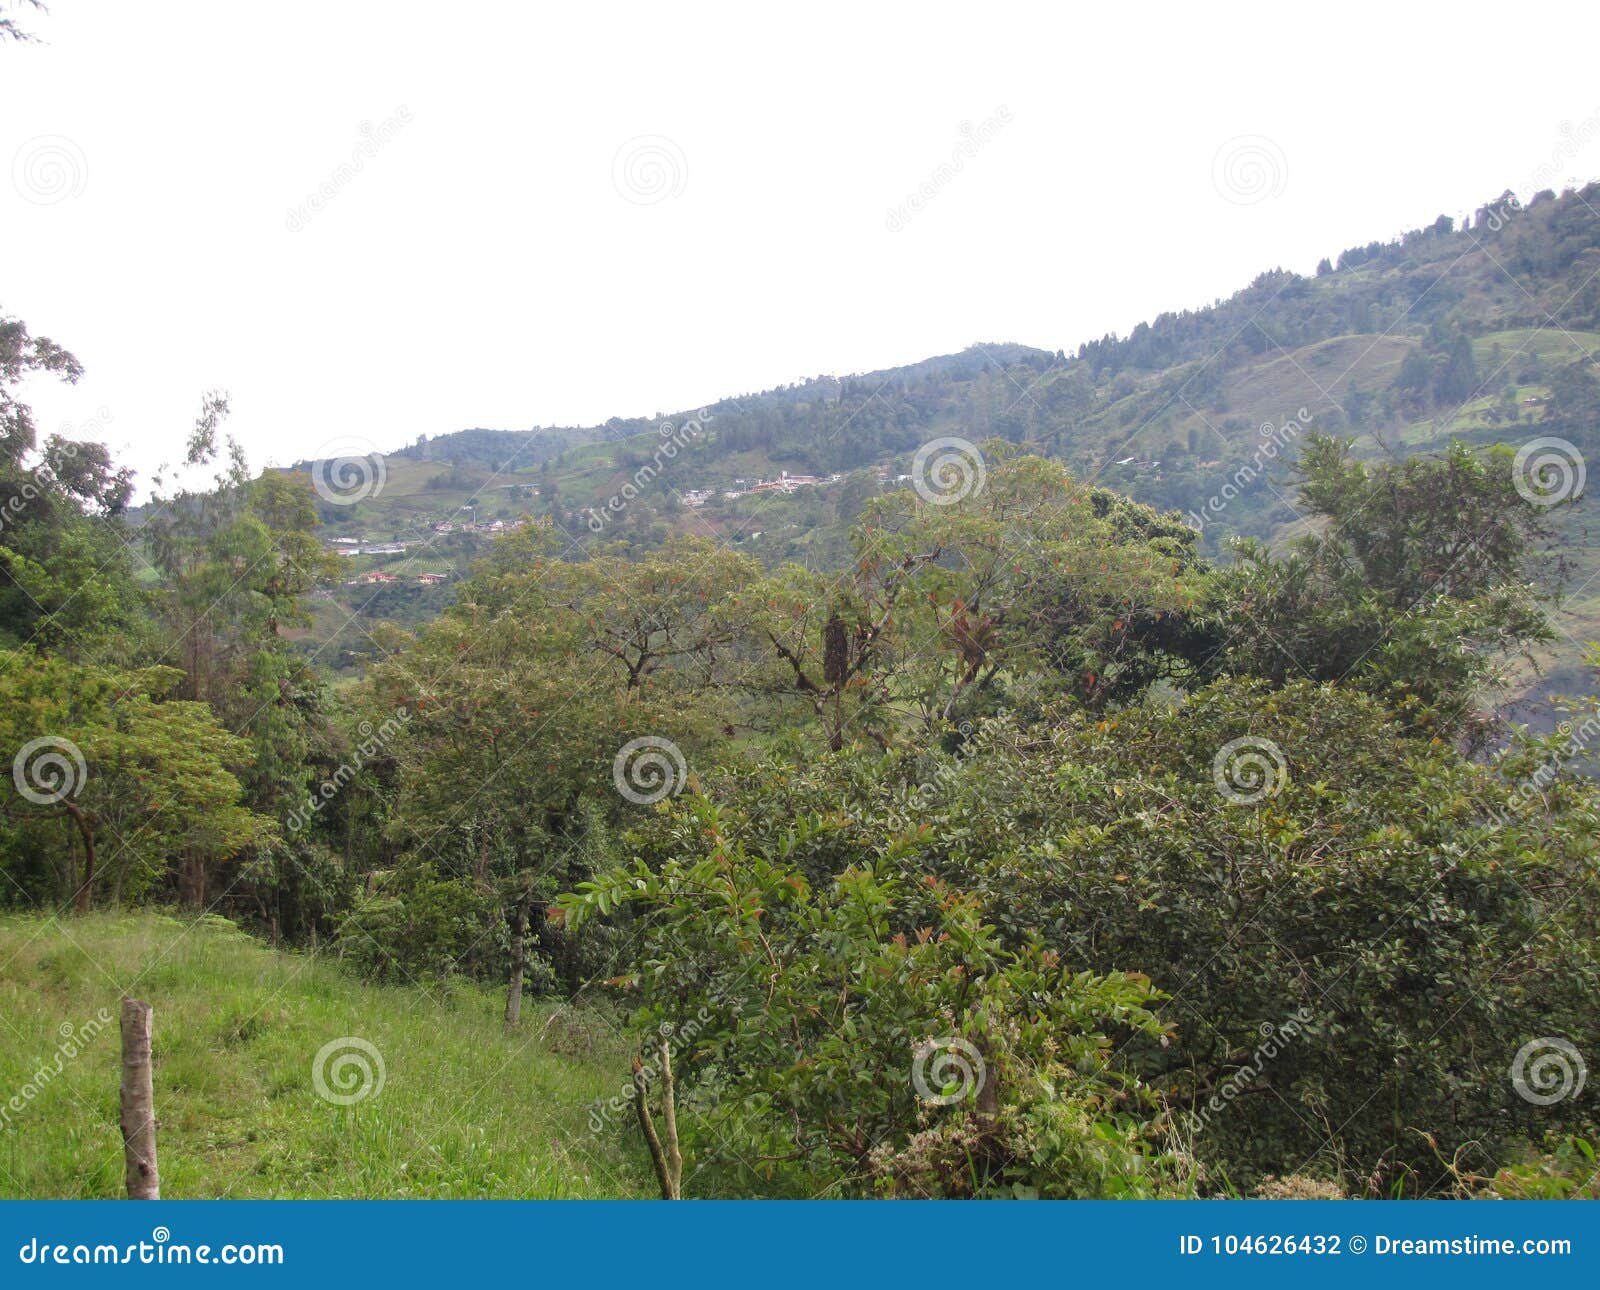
[297,180,1600,726]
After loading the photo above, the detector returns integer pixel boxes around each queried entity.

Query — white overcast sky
[5,0,1600,495]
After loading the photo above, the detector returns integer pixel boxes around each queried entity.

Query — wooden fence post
[119,997,159,1200]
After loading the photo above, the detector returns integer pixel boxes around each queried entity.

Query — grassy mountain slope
[0,912,647,1199]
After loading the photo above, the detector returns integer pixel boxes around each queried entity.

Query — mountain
[304,182,1600,723]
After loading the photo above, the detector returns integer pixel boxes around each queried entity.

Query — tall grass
[0,911,649,1198]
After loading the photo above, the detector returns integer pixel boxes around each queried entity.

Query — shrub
[336,868,502,984]
[618,679,1600,1193]
[559,808,1189,1198]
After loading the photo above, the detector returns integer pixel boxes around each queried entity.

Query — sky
[5,0,1600,497]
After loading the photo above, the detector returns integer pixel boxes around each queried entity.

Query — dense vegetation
[5,184,1600,1199]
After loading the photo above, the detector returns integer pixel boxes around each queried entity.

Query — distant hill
[342,340,1059,473]
[388,425,599,468]
[298,182,1600,722]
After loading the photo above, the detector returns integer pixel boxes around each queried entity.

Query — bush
[560,808,1189,1198]
[1482,1138,1599,1199]
[336,868,502,984]
[618,679,1600,1194]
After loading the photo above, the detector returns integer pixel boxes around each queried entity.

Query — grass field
[0,912,649,1199]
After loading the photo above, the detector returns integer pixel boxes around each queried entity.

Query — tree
[746,453,1207,750]
[466,531,760,695]
[366,537,744,1002]
[1435,331,1479,404]
[0,654,266,910]
[141,395,339,918]
[606,678,1600,1194]
[559,803,1184,1198]
[1202,435,1557,741]
[0,1,44,45]
[0,310,144,657]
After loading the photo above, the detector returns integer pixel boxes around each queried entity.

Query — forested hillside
[3,180,1599,1200]
[297,184,1600,715]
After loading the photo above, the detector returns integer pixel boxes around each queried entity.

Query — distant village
[324,467,874,587]
[325,516,536,586]
[679,469,850,508]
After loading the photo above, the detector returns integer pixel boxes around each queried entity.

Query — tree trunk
[632,1043,682,1200]
[63,802,95,914]
[119,997,160,1200]
[530,903,579,996]
[190,850,207,910]
[656,1035,683,1193]
[505,899,527,1028]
